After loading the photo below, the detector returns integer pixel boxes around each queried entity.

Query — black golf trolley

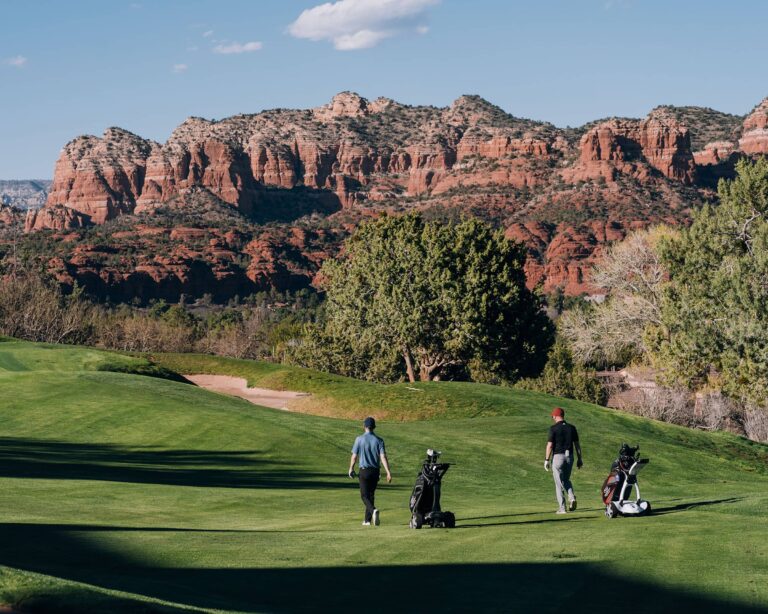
[408,449,455,529]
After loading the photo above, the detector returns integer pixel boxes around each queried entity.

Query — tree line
[0,275,321,363]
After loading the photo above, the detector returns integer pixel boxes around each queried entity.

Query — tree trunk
[419,362,437,382]
[403,346,416,383]
[417,352,458,381]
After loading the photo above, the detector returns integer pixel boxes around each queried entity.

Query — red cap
[551,407,564,418]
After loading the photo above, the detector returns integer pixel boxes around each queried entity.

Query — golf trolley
[408,449,455,529]
[601,443,651,518]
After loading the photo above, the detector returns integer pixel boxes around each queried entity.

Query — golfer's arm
[545,442,553,461]
[349,453,358,473]
[380,452,391,476]
[575,441,582,460]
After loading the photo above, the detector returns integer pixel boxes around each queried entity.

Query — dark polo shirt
[548,421,579,455]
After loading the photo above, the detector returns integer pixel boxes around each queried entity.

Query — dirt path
[186,374,310,410]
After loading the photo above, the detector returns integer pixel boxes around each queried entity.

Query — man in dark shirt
[348,417,392,526]
[544,407,583,514]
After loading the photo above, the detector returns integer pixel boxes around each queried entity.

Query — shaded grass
[0,566,199,614]
[0,340,182,381]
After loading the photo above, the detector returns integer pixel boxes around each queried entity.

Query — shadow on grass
[458,509,604,522]
[0,522,764,614]
[0,437,344,490]
[651,497,744,515]
[458,498,740,526]
[456,516,593,529]
[459,511,547,521]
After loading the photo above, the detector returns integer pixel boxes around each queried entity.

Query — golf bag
[408,449,455,529]
[601,443,651,518]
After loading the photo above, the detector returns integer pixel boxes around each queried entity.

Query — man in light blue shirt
[348,416,392,526]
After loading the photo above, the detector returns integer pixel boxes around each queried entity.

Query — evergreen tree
[658,158,768,403]
[516,338,607,405]
[303,213,553,383]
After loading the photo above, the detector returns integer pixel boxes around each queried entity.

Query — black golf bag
[408,449,455,529]
[601,443,651,518]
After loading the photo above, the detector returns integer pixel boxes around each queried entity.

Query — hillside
[6,93,766,303]
[0,338,766,612]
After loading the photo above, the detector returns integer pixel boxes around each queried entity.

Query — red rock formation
[39,93,695,233]
[567,116,696,184]
[506,220,638,295]
[25,205,91,232]
[693,141,737,166]
[739,98,768,155]
[35,93,574,230]
[46,128,152,223]
[313,91,370,122]
[22,92,768,301]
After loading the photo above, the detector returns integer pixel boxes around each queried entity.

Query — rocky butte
[16,92,768,303]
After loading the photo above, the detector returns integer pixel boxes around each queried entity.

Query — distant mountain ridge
[7,92,768,303]
[0,180,51,210]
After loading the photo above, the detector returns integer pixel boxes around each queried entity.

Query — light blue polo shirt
[352,432,386,469]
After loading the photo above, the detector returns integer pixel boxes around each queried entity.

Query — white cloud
[202,30,214,38]
[334,29,390,50]
[416,25,429,34]
[212,41,263,54]
[3,55,27,68]
[173,63,188,73]
[289,0,439,50]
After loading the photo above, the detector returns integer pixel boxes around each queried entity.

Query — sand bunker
[186,374,310,410]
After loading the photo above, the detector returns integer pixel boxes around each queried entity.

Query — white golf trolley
[601,444,651,518]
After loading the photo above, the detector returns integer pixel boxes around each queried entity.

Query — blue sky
[1,0,766,179]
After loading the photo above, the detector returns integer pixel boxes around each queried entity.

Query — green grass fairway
[1,339,767,613]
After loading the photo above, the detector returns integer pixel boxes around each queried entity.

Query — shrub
[516,339,606,405]
[0,271,95,344]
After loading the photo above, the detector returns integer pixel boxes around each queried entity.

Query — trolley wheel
[442,511,456,528]
[642,502,652,516]
[605,505,616,519]
[411,513,424,529]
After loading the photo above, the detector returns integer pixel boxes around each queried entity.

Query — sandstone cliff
[17,92,768,302]
[739,98,768,155]
[564,113,696,184]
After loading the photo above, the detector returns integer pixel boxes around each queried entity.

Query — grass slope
[0,340,765,613]
[148,352,565,421]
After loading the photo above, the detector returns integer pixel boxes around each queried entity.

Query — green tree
[516,338,607,405]
[309,213,553,383]
[657,157,768,403]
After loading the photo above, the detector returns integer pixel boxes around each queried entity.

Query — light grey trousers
[552,452,575,510]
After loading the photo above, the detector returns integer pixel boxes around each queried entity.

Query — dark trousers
[358,467,380,522]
